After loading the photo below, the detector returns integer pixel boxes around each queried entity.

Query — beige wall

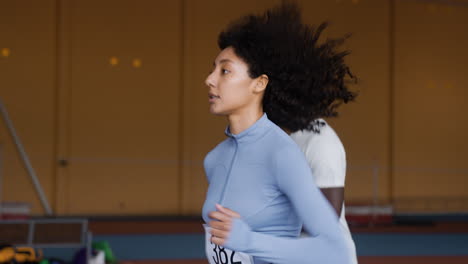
[1,0,467,215]
[393,0,468,212]
[60,0,182,215]
[0,0,57,215]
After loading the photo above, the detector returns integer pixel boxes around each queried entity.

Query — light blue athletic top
[202,114,351,264]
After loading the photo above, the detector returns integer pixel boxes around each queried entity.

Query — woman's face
[205,47,259,116]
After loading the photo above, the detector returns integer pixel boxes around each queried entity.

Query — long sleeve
[224,146,351,264]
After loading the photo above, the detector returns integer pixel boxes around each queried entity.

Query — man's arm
[320,187,344,216]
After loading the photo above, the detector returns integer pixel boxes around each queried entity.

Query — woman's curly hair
[218,1,357,132]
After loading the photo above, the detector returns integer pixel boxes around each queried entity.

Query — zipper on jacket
[219,138,238,204]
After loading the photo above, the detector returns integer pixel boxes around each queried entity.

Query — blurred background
[1,0,467,263]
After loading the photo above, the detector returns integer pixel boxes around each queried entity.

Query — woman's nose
[205,72,215,88]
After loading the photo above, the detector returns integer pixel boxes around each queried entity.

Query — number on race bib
[204,224,252,264]
[211,241,219,264]
[210,241,242,264]
[219,246,228,264]
[231,251,242,264]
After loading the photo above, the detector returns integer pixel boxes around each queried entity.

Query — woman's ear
[254,74,269,93]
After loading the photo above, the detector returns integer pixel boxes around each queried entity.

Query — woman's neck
[227,109,264,135]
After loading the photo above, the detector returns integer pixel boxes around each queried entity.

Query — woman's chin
[209,107,227,116]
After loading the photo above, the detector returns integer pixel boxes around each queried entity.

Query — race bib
[204,224,254,264]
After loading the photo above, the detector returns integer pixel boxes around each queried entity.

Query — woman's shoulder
[265,120,302,149]
[264,123,309,161]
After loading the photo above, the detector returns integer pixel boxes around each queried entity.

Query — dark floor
[119,256,468,264]
[87,217,468,264]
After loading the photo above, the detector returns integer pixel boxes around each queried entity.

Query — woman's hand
[208,204,241,246]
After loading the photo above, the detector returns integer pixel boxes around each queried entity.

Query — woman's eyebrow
[213,59,233,66]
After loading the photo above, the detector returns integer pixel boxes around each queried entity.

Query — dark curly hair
[218,1,357,132]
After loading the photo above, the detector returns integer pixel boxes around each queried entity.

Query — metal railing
[0,99,52,215]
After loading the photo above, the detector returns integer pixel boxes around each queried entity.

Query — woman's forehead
[215,47,240,64]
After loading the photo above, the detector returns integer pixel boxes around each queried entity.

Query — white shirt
[290,119,358,264]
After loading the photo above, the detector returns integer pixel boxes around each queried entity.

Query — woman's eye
[221,69,230,74]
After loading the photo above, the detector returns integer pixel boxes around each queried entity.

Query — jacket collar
[224,113,271,143]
